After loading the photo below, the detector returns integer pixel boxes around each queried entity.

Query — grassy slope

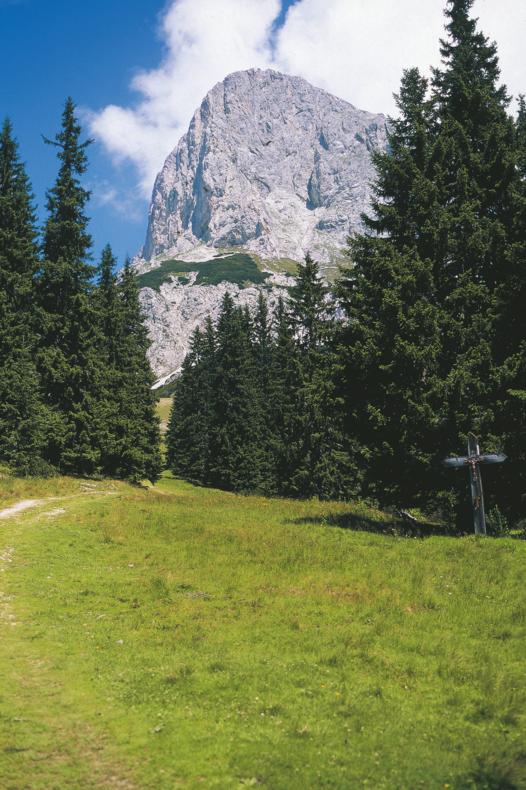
[0,475,525,789]
[157,398,172,434]
[136,254,269,292]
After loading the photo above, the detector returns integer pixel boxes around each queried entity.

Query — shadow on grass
[289,511,457,539]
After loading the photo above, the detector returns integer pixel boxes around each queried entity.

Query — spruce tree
[114,260,161,483]
[430,0,519,523]
[0,119,49,473]
[493,98,526,517]
[289,255,354,499]
[207,293,266,492]
[167,321,216,483]
[337,70,443,507]
[268,296,305,495]
[339,1,521,524]
[36,98,104,474]
[94,244,124,475]
[252,292,278,493]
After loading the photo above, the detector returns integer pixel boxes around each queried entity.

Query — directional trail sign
[442,434,507,535]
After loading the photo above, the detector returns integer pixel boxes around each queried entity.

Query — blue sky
[1,0,523,266]
[0,0,299,265]
[0,0,170,263]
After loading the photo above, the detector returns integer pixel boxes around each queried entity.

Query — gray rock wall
[135,69,388,382]
[143,68,387,265]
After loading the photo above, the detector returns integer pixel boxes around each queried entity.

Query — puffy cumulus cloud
[276,0,525,114]
[274,0,446,114]
[89,0,280,195]
[90,0,526,199]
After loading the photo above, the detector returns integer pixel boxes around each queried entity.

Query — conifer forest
[167,0,526,531]
[1,0,525,532]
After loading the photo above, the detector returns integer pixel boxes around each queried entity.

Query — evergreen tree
[493,98,526,517]
[252,293,279,493]
[167,321,216,483]
[430,0,519,523]
[339,1,521,524]
[337,70,443,507]
[289,255,354,499]
[93,244,124,475]
[113,260,161,483]
[268,296,306,495]
[207,293,266,492]
[36,98,104,474]
[0,119,49,473]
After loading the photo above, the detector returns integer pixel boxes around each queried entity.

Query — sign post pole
[442,436,507,535]
[467,434,486,535]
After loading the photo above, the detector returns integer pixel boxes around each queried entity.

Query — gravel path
[0,499,43,520]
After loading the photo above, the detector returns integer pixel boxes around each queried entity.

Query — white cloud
[89,0,280,196]
[89,0,526,199]
[89,179,144,222]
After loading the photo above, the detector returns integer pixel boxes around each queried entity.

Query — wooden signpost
[442,434,507,535]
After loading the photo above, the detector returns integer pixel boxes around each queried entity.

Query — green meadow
[136,253,269,291]
[0,474,525,789]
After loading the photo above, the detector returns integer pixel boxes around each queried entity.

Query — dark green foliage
[337,69,443,507]
[167,257,358,499]
[493,97,526,516]
[35,98,105,474]
[337,0,525,529]
[168,292,278,494]
[431,0,521,524]
[0,119,49,474]
[267,297,305,493]
[168,322,215,484]
[430,0,517,455]
[0,102,162,482]
[109,260,161,483]
[286,255,356,500]
[136,253,269,291]
[94,246,161,482]
[207,293,269,492]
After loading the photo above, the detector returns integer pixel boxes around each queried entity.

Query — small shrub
[14,456,56,478]
[486,506,510,537]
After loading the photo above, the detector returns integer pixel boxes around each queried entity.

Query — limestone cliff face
[143,68,387,266]
[135,69,388,382]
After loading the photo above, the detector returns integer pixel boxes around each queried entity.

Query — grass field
[1,474,525,789]
[157,398,172,434]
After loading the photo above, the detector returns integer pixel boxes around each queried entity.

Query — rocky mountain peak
[136,69,388,383]
[143,68,387,266]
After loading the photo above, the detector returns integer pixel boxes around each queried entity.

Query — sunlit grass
[156,397,172,434]
[1,474,524,788]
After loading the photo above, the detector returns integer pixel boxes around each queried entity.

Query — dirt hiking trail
[0,500,44,520]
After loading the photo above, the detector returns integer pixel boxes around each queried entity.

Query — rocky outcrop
[143,68,387,266]
[140,267,291,383]
[135,69,388,382]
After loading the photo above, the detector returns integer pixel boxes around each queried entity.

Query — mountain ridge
[134,68,388,381]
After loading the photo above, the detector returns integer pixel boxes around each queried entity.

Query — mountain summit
[136,69,387,382]
[144,69,387,265]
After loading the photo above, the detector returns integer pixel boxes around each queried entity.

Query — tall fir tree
[36,98,105,474]
[289,255,354,499]
[113,260,161,483]
[430,0,519,523]
[167,321,216,483]
[0,120,49,473]
[207,293,267,492]
[493,97,526,517]
[337,70,443,507]
[93,244,125,475]
[252,292,279,493]
[267,296,304,494]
